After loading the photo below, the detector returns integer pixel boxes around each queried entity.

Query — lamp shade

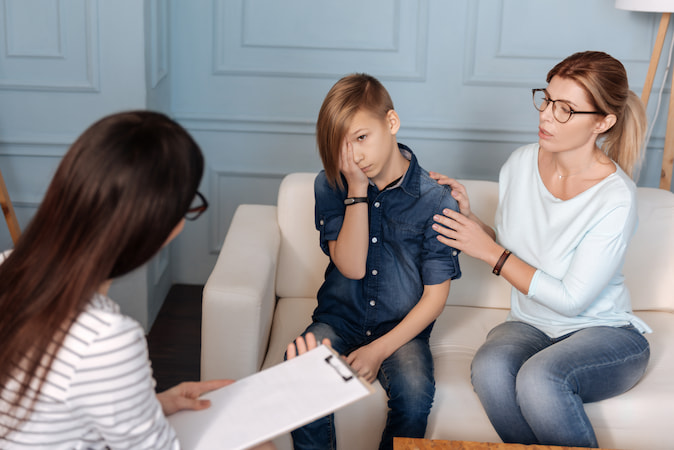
[616,0,674,12]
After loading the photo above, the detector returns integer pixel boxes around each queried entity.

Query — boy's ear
[387,110,401,135]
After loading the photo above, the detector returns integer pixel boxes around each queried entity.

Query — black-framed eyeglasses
[532,89,605,124]
[185,191,208,221]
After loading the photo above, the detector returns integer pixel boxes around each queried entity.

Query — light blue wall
[168,0,671,285]
[0,1,671,322]
[0,0,172,329]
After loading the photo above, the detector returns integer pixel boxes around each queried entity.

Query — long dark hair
[0,111,204,436]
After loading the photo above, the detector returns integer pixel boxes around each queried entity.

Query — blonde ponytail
[602,90,647,179]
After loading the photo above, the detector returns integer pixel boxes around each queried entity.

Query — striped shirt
[0,293,180,449]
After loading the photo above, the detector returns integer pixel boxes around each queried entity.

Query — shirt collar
[366,142,421,197]
[396,143,421,198]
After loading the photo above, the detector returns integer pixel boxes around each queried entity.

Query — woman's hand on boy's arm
[429,172,495,239]
[433,208,500,264]
[429,172,476,219]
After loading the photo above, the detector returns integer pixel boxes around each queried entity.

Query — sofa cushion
[624,187,674,312]
[276,173,327,300]
[426,306,508,442]
[265,296,674,449]
[262,297,317,370]
[584,310,674,450]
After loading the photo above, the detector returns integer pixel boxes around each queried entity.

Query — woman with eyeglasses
[0,111,305,449]
[431,51,651,447]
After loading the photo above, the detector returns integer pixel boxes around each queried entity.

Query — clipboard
[168,344,374,450]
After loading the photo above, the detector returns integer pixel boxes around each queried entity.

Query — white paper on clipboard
[168,344,374,450]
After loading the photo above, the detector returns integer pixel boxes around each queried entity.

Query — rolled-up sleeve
[423,187,462,285]
[314,172,347,256]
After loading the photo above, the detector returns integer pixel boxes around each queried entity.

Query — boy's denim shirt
[313,143,462,342]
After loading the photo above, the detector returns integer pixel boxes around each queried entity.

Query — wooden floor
[146,284,203,393]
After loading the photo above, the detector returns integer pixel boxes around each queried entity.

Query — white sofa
[201,173,674,450]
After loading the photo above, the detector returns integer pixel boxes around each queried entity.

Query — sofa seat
[201,173,674,450]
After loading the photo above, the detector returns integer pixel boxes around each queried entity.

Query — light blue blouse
[496,143,651,338]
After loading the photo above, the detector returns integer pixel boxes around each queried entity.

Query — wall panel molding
[148,0,168,88]
[209,169,285,252]
[0,135,73,157]
[177,113,315,135]
[0,0,100,91]
[212,0,428,80]
[4,0,63,57]
[152,246,170,285]
[175,113,534,144]
[463,0,654,88]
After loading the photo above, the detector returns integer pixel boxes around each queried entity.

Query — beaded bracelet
[492,249,512,276]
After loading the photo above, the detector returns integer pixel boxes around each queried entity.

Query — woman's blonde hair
[547,51,647,179]
[316,73,394,189]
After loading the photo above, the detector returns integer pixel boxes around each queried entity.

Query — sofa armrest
[201,204,280,381]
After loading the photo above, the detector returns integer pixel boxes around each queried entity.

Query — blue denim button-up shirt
[313,143,461,341]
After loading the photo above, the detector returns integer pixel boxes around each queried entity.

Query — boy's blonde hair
[316,73,394,188]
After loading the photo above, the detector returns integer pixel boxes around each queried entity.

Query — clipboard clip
[324,354,354,382]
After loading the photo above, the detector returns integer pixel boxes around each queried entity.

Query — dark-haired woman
[0,111,294,449]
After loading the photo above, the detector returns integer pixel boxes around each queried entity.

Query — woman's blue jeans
[290,322,435,450]
[471,321,650,448]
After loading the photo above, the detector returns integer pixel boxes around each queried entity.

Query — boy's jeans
[471,321,650,448]
[290,322,435,450]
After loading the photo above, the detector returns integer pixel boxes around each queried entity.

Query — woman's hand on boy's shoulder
[429,172,471,217]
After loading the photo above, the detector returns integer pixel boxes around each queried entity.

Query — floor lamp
[0,169,20,244]
[616,0,674,190]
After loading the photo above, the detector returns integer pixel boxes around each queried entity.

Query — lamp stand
[642,13,674,189]
[0,169,20,245]
[663,64,674,190]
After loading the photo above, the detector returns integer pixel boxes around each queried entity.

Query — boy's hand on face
[340,140,369,194]
[345,342,386,384]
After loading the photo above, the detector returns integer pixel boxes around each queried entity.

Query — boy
[289,73,461,450]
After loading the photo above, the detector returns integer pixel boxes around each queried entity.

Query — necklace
[555,156,596,179]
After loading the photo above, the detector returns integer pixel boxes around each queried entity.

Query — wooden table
[394,437,614,450]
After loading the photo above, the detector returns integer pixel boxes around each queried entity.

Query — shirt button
[371,269,378,276]
[374,202,380,208]
[452,250,458,256]
[366,330,372,336]
[369,300,376,306]
[371,237,378,244]
[319,219,324,226]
